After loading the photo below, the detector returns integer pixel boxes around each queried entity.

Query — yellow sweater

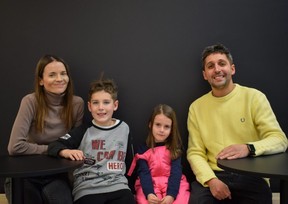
[187,84,287,186]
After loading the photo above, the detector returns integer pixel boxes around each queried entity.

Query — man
[187,44,287,204]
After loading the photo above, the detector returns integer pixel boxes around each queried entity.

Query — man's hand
[59,149,85,161]
[216,144,249,160]
[160,195,174,204]
[207,178,231,200]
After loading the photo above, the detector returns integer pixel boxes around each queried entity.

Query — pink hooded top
[128,145,190,204]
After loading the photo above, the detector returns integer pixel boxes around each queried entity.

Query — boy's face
[88,90,118,126]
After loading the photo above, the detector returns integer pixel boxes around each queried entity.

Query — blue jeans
[189,171,272,204]
[5,174,73,204]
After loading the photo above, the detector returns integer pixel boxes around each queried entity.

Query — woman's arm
[8,94,48,155]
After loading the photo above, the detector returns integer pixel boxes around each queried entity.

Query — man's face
[203,53,235,91]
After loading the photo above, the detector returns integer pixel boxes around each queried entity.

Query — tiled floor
[0,193,280,204]
[0,194,8,204]
[272,193,280,204]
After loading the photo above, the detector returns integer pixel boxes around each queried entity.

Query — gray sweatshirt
[48,119,131,201]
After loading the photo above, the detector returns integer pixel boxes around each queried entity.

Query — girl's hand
[147,193,160,204]
[160,195,174,204]
[59,149,85,161]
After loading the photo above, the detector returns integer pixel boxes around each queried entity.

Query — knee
[42,179,73,203]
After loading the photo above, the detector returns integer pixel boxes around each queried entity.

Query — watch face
[247,144,255,155]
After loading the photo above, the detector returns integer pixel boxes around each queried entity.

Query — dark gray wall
[1,0,287,188]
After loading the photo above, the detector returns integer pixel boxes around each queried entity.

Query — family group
[4,44,287,204]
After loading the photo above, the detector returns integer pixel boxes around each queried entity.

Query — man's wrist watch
[246,144,256,156]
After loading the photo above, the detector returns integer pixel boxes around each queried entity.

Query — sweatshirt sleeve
[166,157,182,198]
[48,124,87,157]
[249,91,287,155]
[138,159,155,197]
[186,104,217,186]
[137,145,155,197]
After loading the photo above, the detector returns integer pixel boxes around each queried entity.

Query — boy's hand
[59,149,85,161]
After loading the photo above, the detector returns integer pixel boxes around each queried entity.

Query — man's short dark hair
[201,43,233,69]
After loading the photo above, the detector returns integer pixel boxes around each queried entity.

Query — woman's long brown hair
[34,54,74,132]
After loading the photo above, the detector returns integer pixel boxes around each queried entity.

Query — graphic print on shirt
[74,136,127,184]
[90,139,126,171]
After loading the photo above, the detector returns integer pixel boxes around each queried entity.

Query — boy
[48,77,135,204]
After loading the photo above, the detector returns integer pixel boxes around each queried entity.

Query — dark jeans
[74,189,136,204]
[5,174,73,204]
[189,171,272,204]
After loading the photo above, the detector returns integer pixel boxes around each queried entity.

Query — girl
[128,104,190,204]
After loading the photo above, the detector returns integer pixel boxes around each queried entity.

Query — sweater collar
[45,89,65,106]
[209,83,239,101]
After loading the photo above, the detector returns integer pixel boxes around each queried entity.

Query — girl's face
[88,90,118,126]
[39,61,69,94]
[151,113,172,143]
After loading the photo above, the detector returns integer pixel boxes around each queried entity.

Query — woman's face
[39,61,69,94]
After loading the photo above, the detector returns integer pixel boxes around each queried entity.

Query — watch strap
[246,144,256,156]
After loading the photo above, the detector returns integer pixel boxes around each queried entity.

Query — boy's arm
[48,140,69,157]
[59,149,85,160]
[48,123,88,157]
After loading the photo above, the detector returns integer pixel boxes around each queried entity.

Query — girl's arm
[138,159,155,197]
[166,156,182,199]
[136,144,155,197]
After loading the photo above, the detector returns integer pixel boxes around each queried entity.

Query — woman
[5,55,84,204]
